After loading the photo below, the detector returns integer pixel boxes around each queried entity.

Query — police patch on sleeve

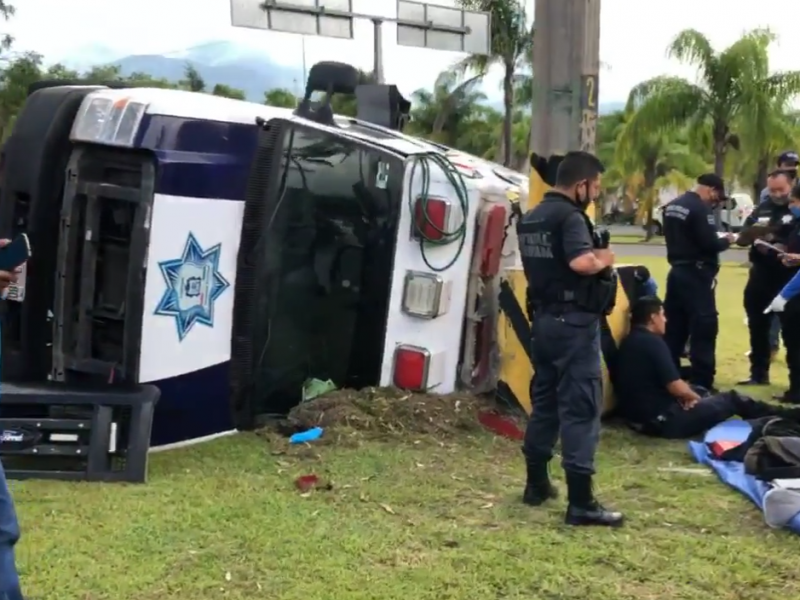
[154,232,231,341]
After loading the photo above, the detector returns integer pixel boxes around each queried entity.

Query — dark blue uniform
[662,191,730,389]
[777,218,800,402]
[518,193,615,476]
[740,199,795,383]
[615,327,797,437]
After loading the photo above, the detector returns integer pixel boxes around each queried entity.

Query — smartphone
[0,234,31,272]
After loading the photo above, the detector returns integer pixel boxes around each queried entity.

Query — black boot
[564,471,624,527]
[522,461,559,506]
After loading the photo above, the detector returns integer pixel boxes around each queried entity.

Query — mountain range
[56,40,624,113]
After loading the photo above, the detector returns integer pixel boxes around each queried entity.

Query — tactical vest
[518,193,616,315]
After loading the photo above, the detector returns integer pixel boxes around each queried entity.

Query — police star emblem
[154,233,231,341]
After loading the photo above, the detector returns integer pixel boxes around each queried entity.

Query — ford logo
[0,428,39,447]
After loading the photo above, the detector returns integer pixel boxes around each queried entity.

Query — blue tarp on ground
[688,419,800,534]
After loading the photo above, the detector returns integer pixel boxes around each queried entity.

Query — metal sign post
[230,0,491,83]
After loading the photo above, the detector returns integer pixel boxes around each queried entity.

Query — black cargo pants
[780,298,800,400]
[664,263,718,389]
[523,311,602,475]
[744,266,790,382]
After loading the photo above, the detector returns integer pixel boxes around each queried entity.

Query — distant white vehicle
[648,192,755,235]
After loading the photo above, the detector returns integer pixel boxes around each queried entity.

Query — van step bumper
[0,382,159,483]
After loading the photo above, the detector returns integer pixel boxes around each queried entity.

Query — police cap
[696,173,726,198]
[778,150,799,166]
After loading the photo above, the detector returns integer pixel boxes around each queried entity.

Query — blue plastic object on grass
[290,427,324,444]
[689,420,800,534]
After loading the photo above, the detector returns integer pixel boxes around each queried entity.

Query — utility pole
[530,0,601,157]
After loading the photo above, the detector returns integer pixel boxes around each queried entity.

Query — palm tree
[451,0,532,167]
[625,29,800,181]
[407,72,487,148]
[616,116,708,238]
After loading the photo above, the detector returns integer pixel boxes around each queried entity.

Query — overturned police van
[0,62,529,482]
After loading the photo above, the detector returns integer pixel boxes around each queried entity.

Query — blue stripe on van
[137,114,260,200]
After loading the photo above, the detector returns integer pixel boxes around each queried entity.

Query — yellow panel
[497,268,535,413]
[497,267,632,415]
[527,165,549,211]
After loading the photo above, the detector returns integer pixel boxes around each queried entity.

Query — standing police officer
[737,169,797,385]
[663,174,735,391]
[517,151,622,528]
[765,181,800,403]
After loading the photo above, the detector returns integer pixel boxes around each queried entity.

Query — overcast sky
[7,0,800,101]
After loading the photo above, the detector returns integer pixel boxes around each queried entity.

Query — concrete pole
[529,0,602,157]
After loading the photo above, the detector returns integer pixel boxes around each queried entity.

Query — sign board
[396,0,490,55]
[230,0,354,39]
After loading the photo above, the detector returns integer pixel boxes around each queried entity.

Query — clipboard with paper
[737,223,780,245]
[753,239,786,254]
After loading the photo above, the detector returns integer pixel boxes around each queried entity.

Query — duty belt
[669,260,718,269]
[533,303,590,316]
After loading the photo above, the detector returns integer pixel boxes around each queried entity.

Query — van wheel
[649,222,663,236]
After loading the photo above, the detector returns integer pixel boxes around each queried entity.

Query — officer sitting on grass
[613,296,800,439]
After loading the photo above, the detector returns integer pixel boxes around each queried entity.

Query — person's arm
[562,213,612,275]
[780,270,800,301]
[650,336,701,408]
[690,206,732,253]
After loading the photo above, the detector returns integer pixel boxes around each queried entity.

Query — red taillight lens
[392,345,430,390]
[412,196,451,242]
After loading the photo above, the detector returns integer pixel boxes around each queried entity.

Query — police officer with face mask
[737,169,797,386]
[663,174,736,391]
[517,151,622,528]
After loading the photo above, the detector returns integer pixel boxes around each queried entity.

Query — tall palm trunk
[753,156,769,200]
[643,164,657,241]
[712,136,727,228]
[500,60,514,167]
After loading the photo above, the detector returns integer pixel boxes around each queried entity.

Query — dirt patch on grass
[283,387,510,436]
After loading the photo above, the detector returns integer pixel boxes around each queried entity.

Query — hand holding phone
[0,234,31,273]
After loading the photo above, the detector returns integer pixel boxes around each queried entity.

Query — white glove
[765,295,788,314]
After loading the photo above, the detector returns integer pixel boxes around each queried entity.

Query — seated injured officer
[614,296,800,439]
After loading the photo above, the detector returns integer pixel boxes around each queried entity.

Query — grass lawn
[14,257,800,600]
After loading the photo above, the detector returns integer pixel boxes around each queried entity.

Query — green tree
[44,63,79,80]
[212,83,245,100]
[264,88,297,108]
[407,71,487,148]
[82,64,124,83]
[327,69,374,117]
[625,28,800,183]
[617,121,707,237]
[452,0,532,167]
[181,64,205,92]
[0,52,42,138]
